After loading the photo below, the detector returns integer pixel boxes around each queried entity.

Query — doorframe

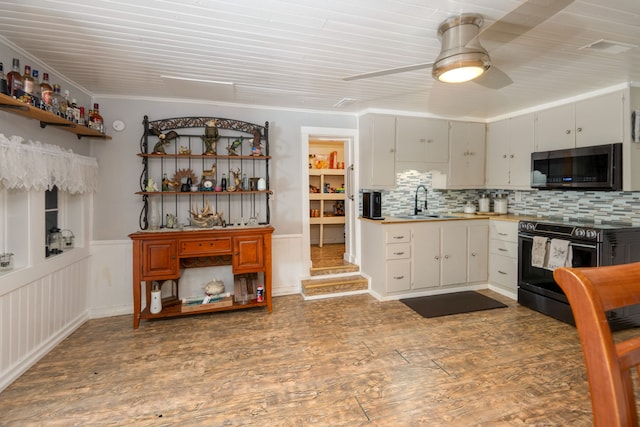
[300,127,359,274]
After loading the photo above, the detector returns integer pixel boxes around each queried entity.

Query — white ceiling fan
[343,0,575,89]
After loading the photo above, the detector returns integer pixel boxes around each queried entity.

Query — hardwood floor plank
[0,292,609,425]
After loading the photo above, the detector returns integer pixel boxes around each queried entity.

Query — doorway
[301,127,358,275]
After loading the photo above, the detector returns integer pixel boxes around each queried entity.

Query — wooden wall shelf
[0,93,111,140]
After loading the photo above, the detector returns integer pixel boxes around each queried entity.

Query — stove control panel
[519,221,601,242]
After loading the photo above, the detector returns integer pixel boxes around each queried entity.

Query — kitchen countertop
[359,213,542,224]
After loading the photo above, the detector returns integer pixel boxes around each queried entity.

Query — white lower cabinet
[488,220,519,295]
[362,219,489,298]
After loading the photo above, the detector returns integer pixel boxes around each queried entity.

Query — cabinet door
[468,223,489,283]
[575,91,624,148]
[359,114,396,189]
[485,118,510,188]
[448,121,486,188]
[412,224,441,289]
[396,117,449,164]
[141,239,179,279]
[441,224,468,286]
[233,235,264,273]
[508,114,535,188]
[534,103,574,151]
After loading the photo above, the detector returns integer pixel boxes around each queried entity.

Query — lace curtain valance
[0,134,98,194]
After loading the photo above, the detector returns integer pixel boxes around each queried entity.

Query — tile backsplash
[366,170,640,225]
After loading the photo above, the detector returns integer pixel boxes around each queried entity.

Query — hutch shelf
[130,116,273,328]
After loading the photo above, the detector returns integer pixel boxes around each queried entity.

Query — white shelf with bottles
[137,116,271,229]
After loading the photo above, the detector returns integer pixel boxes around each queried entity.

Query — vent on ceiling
[579,39,637,54]
[333,98,356,108]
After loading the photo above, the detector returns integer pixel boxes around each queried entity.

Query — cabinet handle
[393,275,405,280]
[565,129,571,134]
[444,254,450,259]
[576,127,583,132]
[347,164,355,201]
[394,251,405,255]
[498,232,508,236]
[393,235,405,239]
[498,270,507,275]
[435,256,440,260]
[471,252,477,256]
[510,154,514,159]
[498,248,507,252]
[171,255,176,260]
[502,154,507,158]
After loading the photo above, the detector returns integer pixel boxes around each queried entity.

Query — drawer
[386,260,411,293]
[490,239,518,258]
[386,243,411,260]
[386,228,411,244]
[490,220,518,242]
[489,254,517,290]
[179,237,232,256]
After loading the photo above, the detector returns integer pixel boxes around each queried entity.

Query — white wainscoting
[272,234,303,296]
[0,258,89,392]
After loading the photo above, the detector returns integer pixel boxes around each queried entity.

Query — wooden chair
[554,262,640,427]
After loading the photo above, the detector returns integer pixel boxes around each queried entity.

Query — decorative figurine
[178,145,191,155]
[201,119,219,155]
[251,129,263,156]
[228,168,241,192]
[227,136,243,156]
[145,178,158,192]
[200,163,216,191]
[150,129,179,154]
[189,200,223,228]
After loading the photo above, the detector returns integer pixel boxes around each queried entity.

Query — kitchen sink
[393,214,458,220]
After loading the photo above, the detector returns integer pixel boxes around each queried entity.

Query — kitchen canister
[150,282,162,314]
[478,194,490,212]
[493,193,508,214]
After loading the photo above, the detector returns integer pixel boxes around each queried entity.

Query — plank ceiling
[0,0,639,119]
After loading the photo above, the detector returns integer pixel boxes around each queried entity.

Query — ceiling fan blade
[473,66,513,89]
[478,0,574,45]
[343,62,434,81]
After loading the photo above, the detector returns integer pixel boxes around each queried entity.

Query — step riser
[301,276,368,297]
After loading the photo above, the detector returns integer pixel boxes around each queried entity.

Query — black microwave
[531,143,622,190]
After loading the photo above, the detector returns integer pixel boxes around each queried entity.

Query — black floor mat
[400,291,507,318]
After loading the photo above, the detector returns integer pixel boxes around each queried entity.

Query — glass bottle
[31,69,41,107]
[51,84,68,117]
[77,106,86,126]
[22,65,34,95]
[221,173,227,191]
[65,95,75,121]
[40,72,53,109]
[0,62,7,95]
[90,103,104,132]
[7,58,22,96]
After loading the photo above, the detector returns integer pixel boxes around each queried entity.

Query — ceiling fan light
[435,61,488,83]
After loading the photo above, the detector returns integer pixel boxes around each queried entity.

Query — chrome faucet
[414,185,428,215]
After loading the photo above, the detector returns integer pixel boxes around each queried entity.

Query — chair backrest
[554,262,640,427]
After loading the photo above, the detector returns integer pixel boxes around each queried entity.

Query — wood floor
[0,290,627,425]
[310,243,347,269]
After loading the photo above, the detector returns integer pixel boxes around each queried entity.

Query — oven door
[518,233,598,303]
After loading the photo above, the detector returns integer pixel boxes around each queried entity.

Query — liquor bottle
[39,72,53,109]
[7,58,22,96]
[78,106,86,126]
[22,65,34,95]
[68,97,78,122]
[51,84,68,116]
[0,62,7,95]
[31,69,42,107]
[90,103,104,132]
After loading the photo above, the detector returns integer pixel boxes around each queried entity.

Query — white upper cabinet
[534,90,624,151]
[396,116,449,172]
[433,121,486,189]
[359,114,396,189]
[574,91,624,148]
[486,113,534,189]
